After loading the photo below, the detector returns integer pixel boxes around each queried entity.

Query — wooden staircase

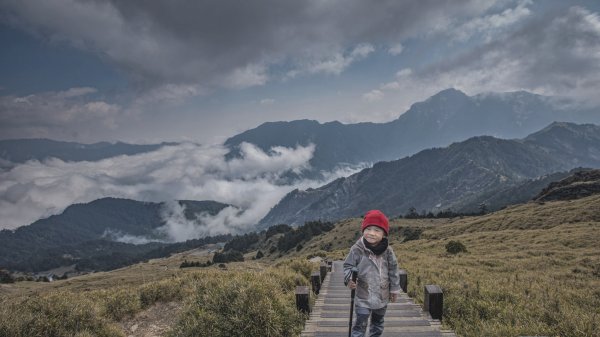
[300,261,457,337]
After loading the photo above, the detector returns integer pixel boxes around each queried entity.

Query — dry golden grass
[168,267,309,337]
[322,195,600,337]
[0,260,312,337]
[396,221,600,337]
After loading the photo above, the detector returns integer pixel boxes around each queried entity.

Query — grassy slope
[304,195,600,337]
[0,246,217,299]
[1,195,599,336]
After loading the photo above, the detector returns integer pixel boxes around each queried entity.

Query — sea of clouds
[0,142,364,241]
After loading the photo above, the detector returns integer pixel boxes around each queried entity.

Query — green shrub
[400,227,423,242]
[213,250,244,263]
[266,224,292,238]
[224,233,260,253]
[446,240,468,254]
[0,270,14,284]
[277,220,334,252]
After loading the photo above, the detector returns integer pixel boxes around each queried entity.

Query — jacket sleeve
[387,246,401,293]
[343,247,360,286]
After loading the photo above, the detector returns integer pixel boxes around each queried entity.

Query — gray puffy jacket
[343,238,401,309]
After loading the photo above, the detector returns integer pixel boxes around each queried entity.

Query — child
[344,209,400,337]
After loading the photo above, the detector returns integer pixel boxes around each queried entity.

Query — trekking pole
[348,267,358,337]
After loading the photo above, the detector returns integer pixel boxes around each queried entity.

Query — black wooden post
[424,285,443,320]
[398,269,408,293]
[311,271,322,294]
[327,260,332,272]
[295,286,310,313]
[320,262,328,281]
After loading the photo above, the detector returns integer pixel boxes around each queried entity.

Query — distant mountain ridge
[226,89,600,174]
[258,122,600,228]
[0,198,230,272]
[0,138,177,166]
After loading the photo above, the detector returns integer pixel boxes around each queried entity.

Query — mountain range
[3,88,597,176]
[3,88,600,272]
[226,89,600,175]
[258,122,600,228]
[0,138,176,168]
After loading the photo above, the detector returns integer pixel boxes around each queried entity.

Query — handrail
[296,260,445,322]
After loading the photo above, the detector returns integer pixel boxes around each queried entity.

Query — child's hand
[347,280,357,290]
[390,293,398,303]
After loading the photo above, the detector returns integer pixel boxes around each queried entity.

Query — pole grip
[350,267,358,298]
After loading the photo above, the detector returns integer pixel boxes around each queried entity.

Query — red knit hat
[361,210,389,235]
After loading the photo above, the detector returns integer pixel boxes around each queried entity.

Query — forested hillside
[0,198,230,272]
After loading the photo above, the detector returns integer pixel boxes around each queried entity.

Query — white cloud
[103,229,159,245]
[223,63,269,89]
[362,89,384,102]
[396,68,413,78]
[360,68,413,104]
[388,43,404,55]
[260,98,275,105]
[0,88,123,139]
[0,142,362,241]
[226,142,314,179]
[307,54,349,75]
[83,102,120,129]
[292,43,375,77]
[133,84,204,106]
[350,43,375,58]
[381,82,400,90]
[156,201,242,241]
[58,87,98,98]
[157,202,255,241]
[452,0,532,42]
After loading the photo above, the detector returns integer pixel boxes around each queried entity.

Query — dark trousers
[351,306,387,337]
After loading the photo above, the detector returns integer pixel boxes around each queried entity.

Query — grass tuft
[0,291,124,337]
[168,269,306,337]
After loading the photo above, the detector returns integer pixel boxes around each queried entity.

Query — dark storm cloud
[1,0,496,89]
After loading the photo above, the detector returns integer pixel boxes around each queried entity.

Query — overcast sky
[2,0,600,233]
[2,0,600,144]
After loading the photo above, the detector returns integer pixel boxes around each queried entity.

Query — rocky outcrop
[534,169,600,201]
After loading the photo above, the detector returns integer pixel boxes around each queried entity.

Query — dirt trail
[119,301,183,337]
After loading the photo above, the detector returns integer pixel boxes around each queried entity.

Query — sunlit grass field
[1,195,599,336]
